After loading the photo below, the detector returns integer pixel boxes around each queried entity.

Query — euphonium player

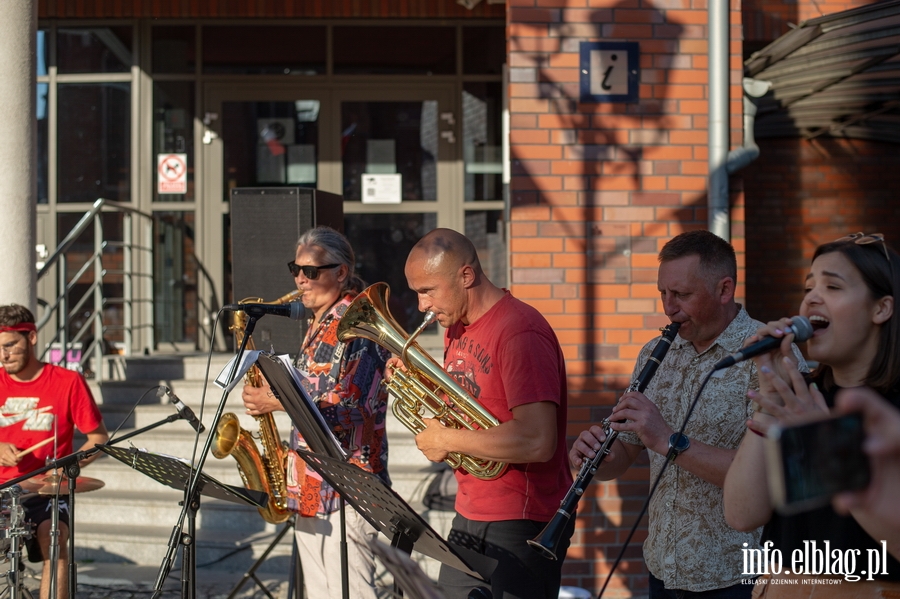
[569,231,806,599]
[241,226,390,599]
[397,228,573,599]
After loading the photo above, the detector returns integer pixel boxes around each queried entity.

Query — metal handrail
[37,198,155,382]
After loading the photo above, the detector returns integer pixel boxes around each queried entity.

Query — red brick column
[508,1,744,594]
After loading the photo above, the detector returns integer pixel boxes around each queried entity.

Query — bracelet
[749,427,765,438]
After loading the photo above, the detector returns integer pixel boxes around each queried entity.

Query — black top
[762,379,900,580]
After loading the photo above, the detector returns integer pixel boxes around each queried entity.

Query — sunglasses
[287,261,340,280]
[834,232,890,263]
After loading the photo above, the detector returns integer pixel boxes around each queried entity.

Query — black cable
[106,386,165,444]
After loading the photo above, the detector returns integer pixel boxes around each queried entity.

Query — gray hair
[295,226,366,295]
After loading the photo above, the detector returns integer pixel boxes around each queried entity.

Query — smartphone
[766,412,871,515]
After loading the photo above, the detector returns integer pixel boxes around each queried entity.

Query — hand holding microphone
[158,385,205,433]
[713,315,813,371]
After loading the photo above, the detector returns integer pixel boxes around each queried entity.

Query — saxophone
[212,288,303,524]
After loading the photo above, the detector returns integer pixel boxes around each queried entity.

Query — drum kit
[0,474,104,599]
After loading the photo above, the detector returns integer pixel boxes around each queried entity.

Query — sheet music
[256,353,349,461]
[213,349,263,392]
[274,353,349,460]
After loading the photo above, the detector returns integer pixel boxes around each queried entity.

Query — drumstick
[15,437,54,459]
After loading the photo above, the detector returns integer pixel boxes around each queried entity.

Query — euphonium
[212,288,303,524]
[336,282,507,481]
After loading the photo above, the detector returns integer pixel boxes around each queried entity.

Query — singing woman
[724,232,900,594]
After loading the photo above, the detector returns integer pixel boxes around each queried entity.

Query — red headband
[0,323,36,334]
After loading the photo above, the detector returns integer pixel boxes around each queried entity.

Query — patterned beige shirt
[618,307,782,592]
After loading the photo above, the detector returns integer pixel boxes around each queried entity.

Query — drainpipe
[727,78,772,173]
[708,1,730,241]
[708,4,772,242]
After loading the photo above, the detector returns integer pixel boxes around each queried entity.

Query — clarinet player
[569,230,806,599]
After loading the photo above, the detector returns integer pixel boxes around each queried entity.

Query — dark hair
[295,226,366,295]
[658,230,738,287]
[0,304,36,332]
[811,239,900,394]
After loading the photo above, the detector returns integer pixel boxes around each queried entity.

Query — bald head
[408,228,481,276]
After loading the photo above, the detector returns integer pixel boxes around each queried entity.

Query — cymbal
[21,474,105,495]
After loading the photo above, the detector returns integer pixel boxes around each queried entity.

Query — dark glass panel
[152,26,196,74]
[202,26,326,75]
[465,210,506,288]
[463,26,506,75]
[153,82,195,203]
[57,27,133,74]
[341,101,438,202]
[222,100,320,196]
[37,83,49,204]
[333,27,455,75]
[463,82,503,202]
[344,212,438,335]
[57,83,131,203]
[154,211,198,345]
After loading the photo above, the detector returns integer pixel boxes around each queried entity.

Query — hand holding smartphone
[766,412,871,515]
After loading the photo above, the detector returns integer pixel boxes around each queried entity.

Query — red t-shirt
[0,364,104,483]
[444,292,572,522]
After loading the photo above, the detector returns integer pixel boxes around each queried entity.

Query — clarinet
[527,321,681,560]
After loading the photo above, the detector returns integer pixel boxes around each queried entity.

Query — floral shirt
[284,293,391,516]
[618,307,799,591]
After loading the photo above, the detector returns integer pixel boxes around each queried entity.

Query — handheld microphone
[713,316,814,371]
[223,302,304,321]
[158,385,205,433]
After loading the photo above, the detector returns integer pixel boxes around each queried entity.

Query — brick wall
[508,0,744,594]
[745,136,900,325]
[743,0,875,43]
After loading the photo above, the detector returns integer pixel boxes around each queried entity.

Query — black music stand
[97,445,268,599]
[297,449,495,596]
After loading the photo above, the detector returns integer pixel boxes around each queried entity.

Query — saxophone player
[568,231,806,599]
[398,228,573,599]
[241,226,391,599]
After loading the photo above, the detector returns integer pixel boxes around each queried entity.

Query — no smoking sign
[157,153,188,194]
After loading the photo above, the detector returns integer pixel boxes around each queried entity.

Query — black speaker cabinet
[230,187,343,356]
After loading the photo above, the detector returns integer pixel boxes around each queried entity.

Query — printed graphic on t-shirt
[446,358,482,399]
[0,398,54,430]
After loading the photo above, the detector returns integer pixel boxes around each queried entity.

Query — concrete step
[95,352,236,383]
[74,522,295,573]
[81,456,445,524]
[94,406,432,475]
[90,379,231,406]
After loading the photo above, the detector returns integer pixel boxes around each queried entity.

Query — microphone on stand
[157,385,205,433]
[713,315,814,370]
[223,302,304,321]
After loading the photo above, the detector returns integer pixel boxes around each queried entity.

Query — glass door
[202,83,458,343]
[334,86,456,335]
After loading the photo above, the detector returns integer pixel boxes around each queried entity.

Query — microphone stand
[151,312,260,599]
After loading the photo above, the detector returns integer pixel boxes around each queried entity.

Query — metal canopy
[746,0,900,142]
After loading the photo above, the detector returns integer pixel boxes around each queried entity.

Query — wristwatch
[668,432,690,460]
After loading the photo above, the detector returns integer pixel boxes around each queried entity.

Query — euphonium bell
[336,282,507,481]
